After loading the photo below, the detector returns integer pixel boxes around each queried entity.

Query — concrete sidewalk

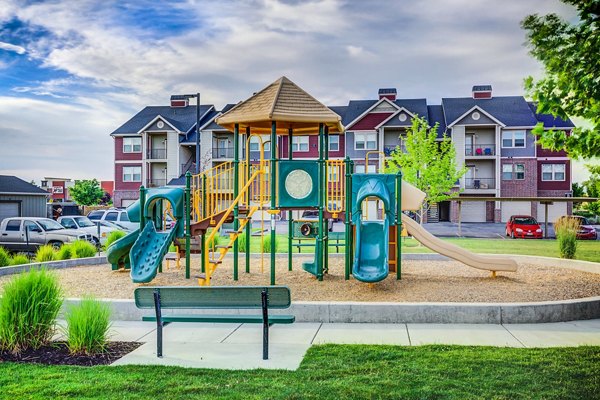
[106,319,600,370]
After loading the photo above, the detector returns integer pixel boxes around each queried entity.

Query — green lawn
[1,345,598,399]
[220,234,600,263]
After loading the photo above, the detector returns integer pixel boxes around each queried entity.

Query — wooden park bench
[134,286,295,360]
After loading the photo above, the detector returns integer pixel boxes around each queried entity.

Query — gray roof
[203,104,237,131]
[340,98,429,128]
[427,105,447,138]
[0,175,49,195]
[181,109,221,144]
[441,96,538,127]
[111,105,214,135]
[527,102,575,129]
[394,99,428,120]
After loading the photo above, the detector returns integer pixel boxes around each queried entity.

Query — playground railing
[326,160,345,216]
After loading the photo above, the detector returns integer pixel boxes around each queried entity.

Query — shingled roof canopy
[215,76,343,134]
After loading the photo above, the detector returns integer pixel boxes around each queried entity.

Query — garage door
[0,202,20,222]
[537,202,567,223]
[501,201,531,223]
[460,201,486,222]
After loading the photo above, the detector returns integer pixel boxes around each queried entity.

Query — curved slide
[401,214,517,272]
[106,229,140,270]
[130,220,181,283]
[352,218,390,283]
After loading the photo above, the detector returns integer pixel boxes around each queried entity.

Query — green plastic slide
[352,218,390,283]
[106,229,140,270]
[301,238,321,277]
[129,220,181,283]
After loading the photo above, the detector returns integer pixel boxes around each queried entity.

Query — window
[329,135,339,152]
[249,136,270,152]
[542,164,565,181]
[24,220,42,232]
[6,220,21,231]
[502,163,526,180]
[292,136,309,152]
[501,131,526,148]
[355,164,377,173]
[123,137,142,153]
[355,133,377,150]
[105,212,118,221]
[119,212,130,222]
[123,166,142,182]
[60,218,77,229]
[328,165,339,182]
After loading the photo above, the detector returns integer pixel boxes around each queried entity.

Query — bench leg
[153,290,163,358]
[262,289,269,360]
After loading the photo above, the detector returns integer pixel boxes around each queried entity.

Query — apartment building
[111,85,573,222]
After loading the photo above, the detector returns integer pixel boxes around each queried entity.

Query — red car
[557,216,598,240]
[506,215,543,239]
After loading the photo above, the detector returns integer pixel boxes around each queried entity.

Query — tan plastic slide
[401,181,518,272]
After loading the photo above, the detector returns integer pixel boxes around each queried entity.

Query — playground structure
[107,76,517,286]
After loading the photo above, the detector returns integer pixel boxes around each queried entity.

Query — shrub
[10,254,30,265]
[65,297,111,355]
[70,240,97,259]
[0,268,63,352]
[261,234,278,253]
[0,247,10,268]
[105,230,126,249]
[56,244,73,260]
[555,217,580,259]
[35,245,57,263]
[237,232,247,253]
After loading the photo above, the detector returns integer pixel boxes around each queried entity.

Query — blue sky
[0,0,588,183]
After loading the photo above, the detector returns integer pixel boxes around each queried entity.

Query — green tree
[69,179,104,206]
[521,0,600,158]
[583,164,600,216]
[384,116,467,216]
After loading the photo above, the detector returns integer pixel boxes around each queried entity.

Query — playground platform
[83,319,600,370]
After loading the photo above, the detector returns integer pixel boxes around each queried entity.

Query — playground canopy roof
[215,76,344,134]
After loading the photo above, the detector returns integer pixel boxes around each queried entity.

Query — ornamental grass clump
[10,254,30,265]
[56,244,73,260]
[35,245,56,262]
[237,232,247,253]
[105,230,126,249]
[0,246,10,267]
[65,297,111,355]
[0,268,63,353]
[262,234,279,253]
[70,240,97,258]
[555,217,580,259]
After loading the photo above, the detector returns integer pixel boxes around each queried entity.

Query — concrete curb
[62,296,600,324]
[0,256,107,276]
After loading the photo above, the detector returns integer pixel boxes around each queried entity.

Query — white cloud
[0,41,26,54]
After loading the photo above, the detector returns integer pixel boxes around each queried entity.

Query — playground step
[215,245,232,249]
[208,259,223,265]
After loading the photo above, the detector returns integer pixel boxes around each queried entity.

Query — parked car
[300,210,334,232]
[87,208,139,231]
[556,216,597,240]
[0,217,97,253]
[505,215,543,239]
[57,216,120,245]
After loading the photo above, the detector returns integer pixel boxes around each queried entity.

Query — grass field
[220,234,600,262]
[1,345,598,399]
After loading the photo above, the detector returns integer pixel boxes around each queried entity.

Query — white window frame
[329,135,339,152]
[541,164,566,181]
[355,132,377,150]
[123,137,142,153]
[355,164,377,173]
[501,164,513,180]
[327,165,339,182]
[501,130,526,148]
[122,166,142,182]
[502,163,526,180]
[515,163,525,180]
[292,136,310,152]
[249,136,270,152]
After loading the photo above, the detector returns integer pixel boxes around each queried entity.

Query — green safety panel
[278,160,319,207]
[351,174,396,224]
[134,286,292,309]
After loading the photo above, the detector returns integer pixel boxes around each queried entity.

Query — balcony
[148,148,167,160]
[213,147,235,159]
[465,144,495,157]
[464,178,495,190]
[383,144,406,155]
[147,179,167,188]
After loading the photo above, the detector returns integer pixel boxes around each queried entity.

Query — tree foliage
[583,164,600,215]
[69,179,104,206]
[384,116,467,205]
[521,0,600,158]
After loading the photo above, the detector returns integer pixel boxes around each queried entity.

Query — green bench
[134,286,295,360]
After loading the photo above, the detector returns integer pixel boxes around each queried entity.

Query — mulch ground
[0,342,141,366]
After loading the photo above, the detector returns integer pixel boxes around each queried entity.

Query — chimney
[170,95,189,108]
[378,88,397,101]
[472,85,492,99]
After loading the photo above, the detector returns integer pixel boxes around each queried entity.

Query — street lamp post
[174,93,201,174]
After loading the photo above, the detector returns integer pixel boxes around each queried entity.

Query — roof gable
[111,105,214,135]
[448,106,503,127]
[442,96,537,128]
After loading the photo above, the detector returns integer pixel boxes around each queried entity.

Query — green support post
[185,172,191,279]
[139,185,146,231]
[233,124,240,281]
[323,126,329,274]
[270,121,277,285]
[245,126,251,273]
[344,157,352,280]
[317,123,324,281]
[396,171,403,280]
[288,128,293,271]
[201,175,206,273]
[157,200,163,273]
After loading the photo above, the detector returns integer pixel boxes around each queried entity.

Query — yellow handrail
[365,151,386,171]
[325,159,345,216]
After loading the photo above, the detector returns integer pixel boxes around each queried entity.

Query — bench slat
[134,286,292,309]
[142,314,295,324]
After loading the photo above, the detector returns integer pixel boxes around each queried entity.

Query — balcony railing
[148,148,167,159]
[213,147,235,159]
[147,179,167,188]
[464,178,495,189]
[465,144,495,156]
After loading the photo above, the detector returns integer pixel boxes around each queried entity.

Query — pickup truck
[57,216,119,246]
[0,217,97,253]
